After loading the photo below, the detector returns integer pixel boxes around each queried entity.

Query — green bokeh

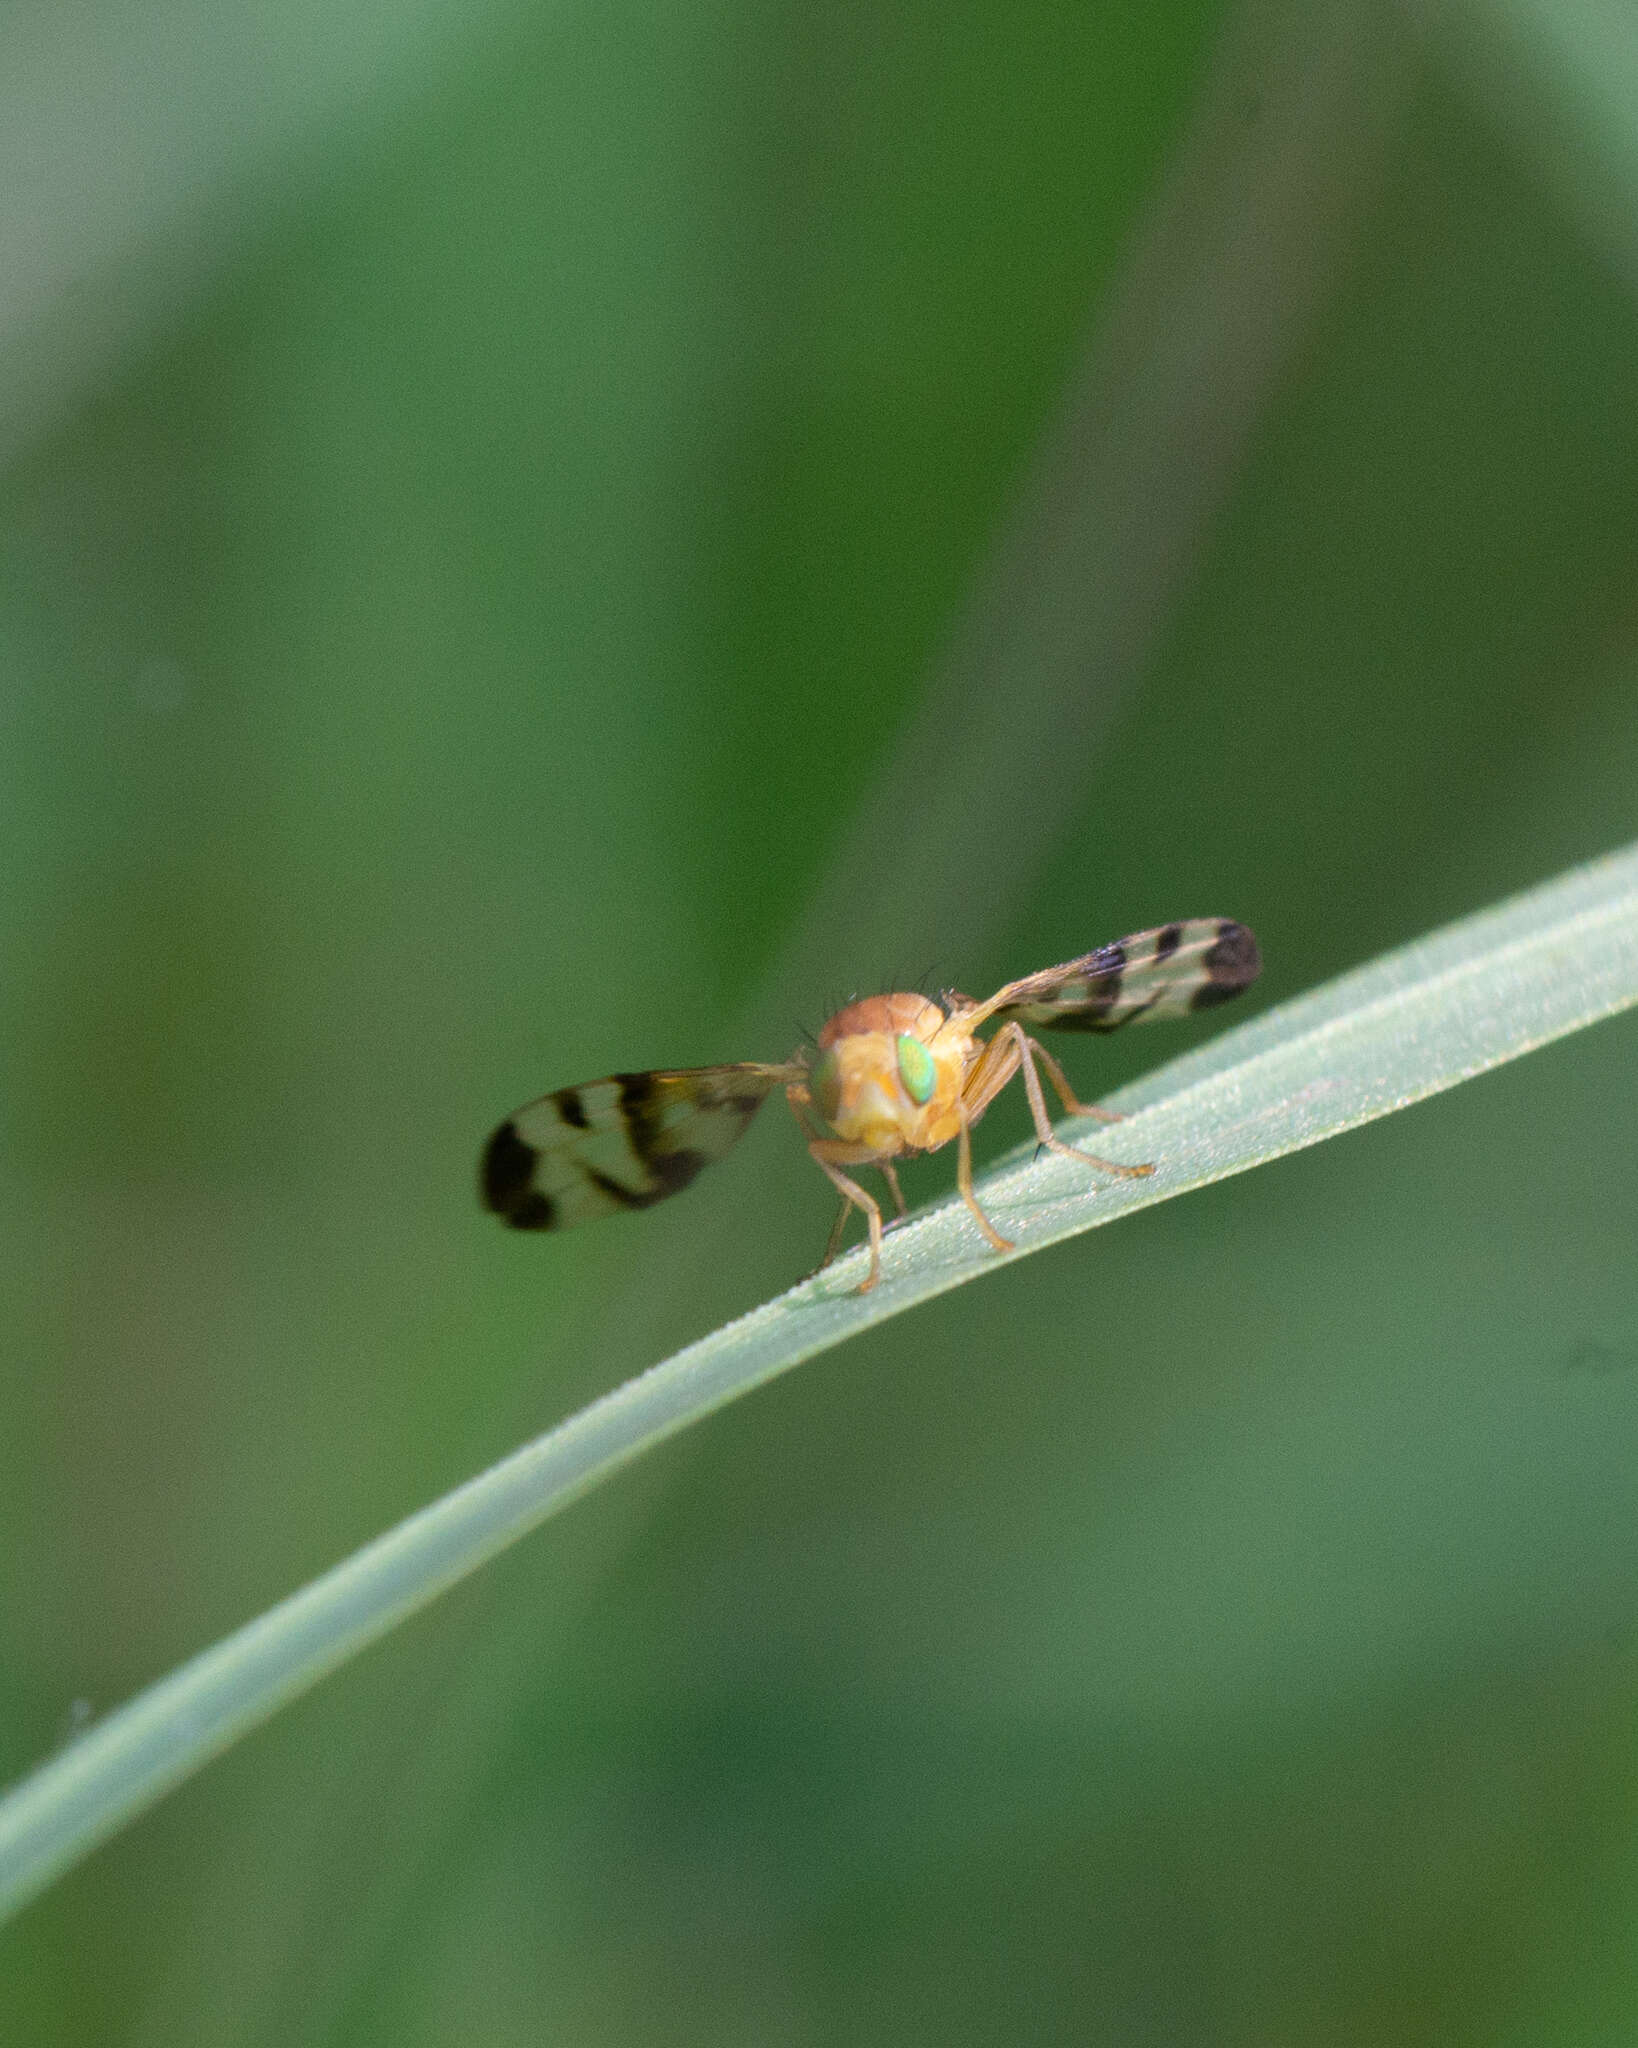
[6,2,1638,2042]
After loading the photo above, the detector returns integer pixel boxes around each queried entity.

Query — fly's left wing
[968,919,1259,1033]
[481,1063,797,1231]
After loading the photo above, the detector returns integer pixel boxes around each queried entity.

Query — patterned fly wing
[481,1063,797,1231]
[970,919,1260,1033]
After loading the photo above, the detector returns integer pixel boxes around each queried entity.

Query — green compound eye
[808,1048,842,1126]
[896,1033,936,1105]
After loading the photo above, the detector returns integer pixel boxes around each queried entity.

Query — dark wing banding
[971,919,1260,1033]
[481,1063,797,1230]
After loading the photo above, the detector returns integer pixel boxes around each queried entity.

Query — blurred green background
[6,0,1638,2040]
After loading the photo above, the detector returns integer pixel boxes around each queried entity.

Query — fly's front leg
[807,1139,888,1292]
[1006,1024,1154,1179]
[789,1088,870,1278]
[880,1159,908,1231]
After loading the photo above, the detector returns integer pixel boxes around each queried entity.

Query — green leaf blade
[3,840,1637,1925]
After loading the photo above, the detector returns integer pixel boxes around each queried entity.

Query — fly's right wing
[481,1063,798,1231]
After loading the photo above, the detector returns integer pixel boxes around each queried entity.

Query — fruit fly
[482,919,1259,1291]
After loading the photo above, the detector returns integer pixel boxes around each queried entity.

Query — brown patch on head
[819,993,945,1046]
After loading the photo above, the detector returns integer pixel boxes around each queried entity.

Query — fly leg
[1023,1034,1124,1124]
[1006,1025,1154,1178]
[807,1139,889,1292]
[880,1159,909,1233]
[956,1102,1013,1254]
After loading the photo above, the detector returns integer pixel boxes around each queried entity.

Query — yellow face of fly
[794,993,974,1158]
[482,918,1260,1294]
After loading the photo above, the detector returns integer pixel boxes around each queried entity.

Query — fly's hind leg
[1025,1034,1124,1125]
[1008,1025,1154,1179]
